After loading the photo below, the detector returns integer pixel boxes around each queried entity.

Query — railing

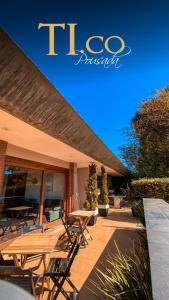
[143,198,169,300]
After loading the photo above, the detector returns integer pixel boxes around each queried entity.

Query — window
[1,164,66,225]
[2,165,42,222]
[43,171,65,223]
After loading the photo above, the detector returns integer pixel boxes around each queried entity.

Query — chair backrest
[60,209,77,228]
[62,237,80,278]
[59,209,72,231]
[65,236,81,267]
[47,236,80,278]
[67,236,78,258]
[20,224,43,234]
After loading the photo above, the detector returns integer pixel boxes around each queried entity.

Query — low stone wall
[143,198,169,300]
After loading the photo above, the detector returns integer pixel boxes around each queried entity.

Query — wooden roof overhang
[0,28,128,176]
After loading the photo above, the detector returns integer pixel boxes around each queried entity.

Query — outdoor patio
[53,207,142,300]
[0,205,143,299]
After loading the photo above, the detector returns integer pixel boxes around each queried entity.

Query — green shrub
[132,178,169,203]
[91,235,152,300]
[84,163,98,210]
[131,200,145,226]
[98,166,109,205]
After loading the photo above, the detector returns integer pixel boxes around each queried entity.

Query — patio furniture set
[0,209,95,299]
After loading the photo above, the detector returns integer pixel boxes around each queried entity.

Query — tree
[98,166,109,205]
[84,163,98,210]
[120,86,169,178]
[119,126,140,177]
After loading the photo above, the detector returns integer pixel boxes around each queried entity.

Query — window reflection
[2,165,42,223]
[1,165,66,232]
[43,171,65,223]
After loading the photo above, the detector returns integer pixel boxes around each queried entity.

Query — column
[0,140,7,198]
[68,162,80,212]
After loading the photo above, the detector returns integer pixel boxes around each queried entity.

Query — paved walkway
[57,207,142,300]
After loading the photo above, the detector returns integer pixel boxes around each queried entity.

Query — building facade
[0,29,128,228]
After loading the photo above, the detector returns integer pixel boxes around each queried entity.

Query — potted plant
[84,163,98,225]
[98,166,109,216]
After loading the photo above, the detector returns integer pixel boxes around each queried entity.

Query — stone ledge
[143,198,169,300]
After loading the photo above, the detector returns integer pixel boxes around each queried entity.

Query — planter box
[98,204,109,216]
[87,208,98,226]
[88,215,97,226]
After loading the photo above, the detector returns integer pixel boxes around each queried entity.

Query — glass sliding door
[1,163,66,229]
[43,171,65,223]
[2,165,42,222]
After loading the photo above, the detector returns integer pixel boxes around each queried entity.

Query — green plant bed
[132,178,169,203]
[98,166,109,216]
[84,163,98,211]
[131,200,145,226]
[91,233,152,300]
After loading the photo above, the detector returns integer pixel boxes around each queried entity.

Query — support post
[68,163,79,212]
[39,170,45,224]
[0,140,8,198]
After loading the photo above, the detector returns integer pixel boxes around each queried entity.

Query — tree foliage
[120,86,169,177]
[98,166,109,205]
[120,127,140,176]
[84,163,98,210]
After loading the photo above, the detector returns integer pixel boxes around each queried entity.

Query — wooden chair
[59,210,77,244]
[43,237,80,300]
[0,266,44,299]
[59,209,91,248]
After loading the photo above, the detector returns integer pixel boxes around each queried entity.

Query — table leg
[21,254,28,267]
[77,217,92,246]
[83,216,93,240]
[43,254,50,289]
[13,254,20,266]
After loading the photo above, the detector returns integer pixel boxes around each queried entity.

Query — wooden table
[69,210,95,218]
[0,232,59,270]
[69,210,95,227]
[69,210,95,242]
[6,206,33,219]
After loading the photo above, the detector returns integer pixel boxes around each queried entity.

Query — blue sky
[1,0,169,159]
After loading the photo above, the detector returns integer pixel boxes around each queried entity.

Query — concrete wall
[77,167,89,207]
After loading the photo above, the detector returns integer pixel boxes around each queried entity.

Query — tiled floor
[4,207,141,299]
[55,207,142,300]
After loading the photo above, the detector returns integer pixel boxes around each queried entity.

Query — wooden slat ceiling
[0,28,128,175]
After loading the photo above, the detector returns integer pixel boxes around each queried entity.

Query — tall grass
[91,235,152,300]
